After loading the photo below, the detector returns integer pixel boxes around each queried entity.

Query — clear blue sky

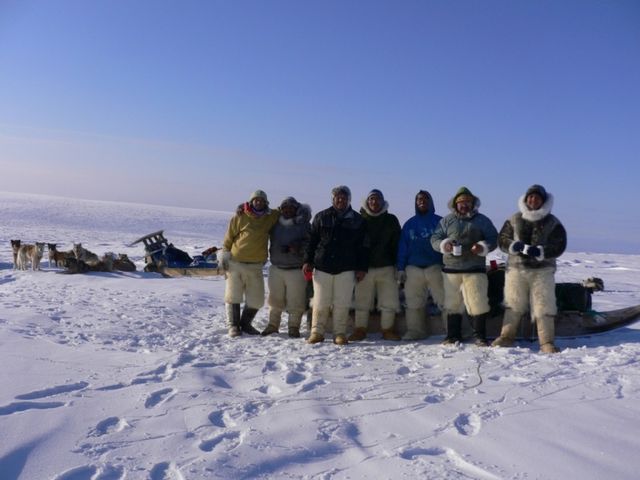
[1,0,639,253]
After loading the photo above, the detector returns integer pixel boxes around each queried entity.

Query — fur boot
[491,308,522,347]
[537,314,559,353]
[402,308,427,340]
[261,310,282,336]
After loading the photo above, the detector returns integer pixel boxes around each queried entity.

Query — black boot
[227,303,242,337]
[471,313,488,346]
[240,307,260,335]
[443,314,463,344]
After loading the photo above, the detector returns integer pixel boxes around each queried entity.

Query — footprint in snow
[285,370,307,384]
[453,412,482,436]
[208,409,236,428]
[149,462,184,480]
[91,416,129,437]
[15,381,89,400]
[299,378,326,393]
[144,388,176,409]
[424,393,445,404]
[0,401,65,416]
[199,431,241,452]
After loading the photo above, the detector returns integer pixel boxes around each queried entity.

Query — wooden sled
[130,230,224,278]
[357,304,640,340]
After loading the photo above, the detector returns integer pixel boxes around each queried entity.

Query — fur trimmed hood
[279,203,312,226]
[447,190,481,217]
[361,198,389,217]
[519,193,554,222]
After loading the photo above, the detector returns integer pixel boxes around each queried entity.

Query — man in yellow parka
[222,190,279,337]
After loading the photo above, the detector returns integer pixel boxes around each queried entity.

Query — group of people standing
[221,183,566,354]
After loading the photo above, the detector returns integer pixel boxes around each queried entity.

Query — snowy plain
[1,191,640,480]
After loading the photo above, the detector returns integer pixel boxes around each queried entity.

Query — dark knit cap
[525,184,548,202]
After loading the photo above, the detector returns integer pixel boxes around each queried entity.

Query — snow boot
[471,313,489,347]
[537,314,558,353]
[288,326,300,338]
[239,307,260,335]
[226,303,242,337]
[442,313,463,344]
[333,334,348,346]
[348,327,367,342]
[381,328,401,341]
[402,308,428,340]
[261,309,281,336]
[307,332,325,344]
[491,308,522,348]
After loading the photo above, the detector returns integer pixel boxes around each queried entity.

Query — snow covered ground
[1,191,639,480]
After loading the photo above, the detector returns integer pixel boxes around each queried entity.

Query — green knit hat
[249,189,269,205]
[453,186,475,203]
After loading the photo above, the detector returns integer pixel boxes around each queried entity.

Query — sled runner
[129,230,223,278]
[360,267,640,339]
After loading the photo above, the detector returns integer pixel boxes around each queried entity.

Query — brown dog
[47,243,74,268]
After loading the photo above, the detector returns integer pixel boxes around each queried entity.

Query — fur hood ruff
[519,193,554,222]
[279,203,311,226]
[361,199,389,217]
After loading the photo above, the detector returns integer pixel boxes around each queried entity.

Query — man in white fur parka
[492,184,567,353]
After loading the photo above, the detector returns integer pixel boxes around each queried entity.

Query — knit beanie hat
[367,189,384,201]
[249,190,269,205]
[331,185,351,202]
[453,186,475,203]
[525,184,548,202]
[280,196,300,209]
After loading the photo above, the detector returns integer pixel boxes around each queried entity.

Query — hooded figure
[350,189,402,341]
[396,190,445,340]
[222,189,280,337]
[261,198,312,338]
[303,185,370,345]
[431,187,498,346]
[492,185,567,353]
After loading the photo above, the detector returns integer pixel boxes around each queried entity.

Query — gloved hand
[221,250,231,271]
[512,241,525,253]
[527,245,541,258]
[396,270,407,285]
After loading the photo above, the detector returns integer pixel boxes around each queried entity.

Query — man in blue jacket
[396,190,444,340]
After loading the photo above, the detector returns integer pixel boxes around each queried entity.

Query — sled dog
[48,243,74,268]
[73,243,100,266]
[11,240,21,269]
[17,242,45,271]
[113,253,136,272]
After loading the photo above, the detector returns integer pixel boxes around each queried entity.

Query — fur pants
[404,264,445,309]
[504,267,557,318]
[267,265,307,328]
[354,266,400,329]
[311,270,355,336]
[224,260,265,309]
[442,272,490,316]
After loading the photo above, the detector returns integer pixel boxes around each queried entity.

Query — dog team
[10,240,136,273]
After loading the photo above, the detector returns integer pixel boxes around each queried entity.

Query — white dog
[17,242,45,271]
